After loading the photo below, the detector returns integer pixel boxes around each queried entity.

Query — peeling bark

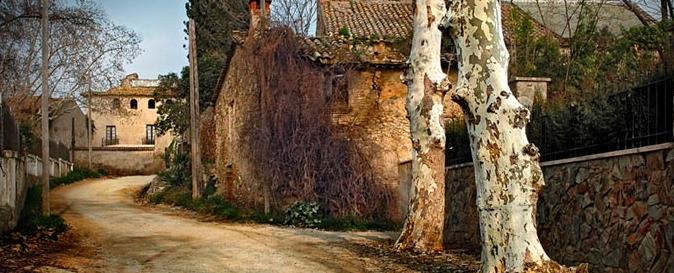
[395,0,449,253]
[443,0,588,272]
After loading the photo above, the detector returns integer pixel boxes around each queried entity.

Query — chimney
[508,77,551,108]
[249,0,271,29]
[121,73,139,87]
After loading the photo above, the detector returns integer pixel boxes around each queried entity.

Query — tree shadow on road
[334,239,480,273]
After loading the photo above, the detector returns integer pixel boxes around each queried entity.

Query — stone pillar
[508,77,551,108]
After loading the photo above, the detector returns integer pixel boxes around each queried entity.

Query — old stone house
[212,0,651,221]
[212,0,554,220]
[8,96,88,161]
[76,73,173,175]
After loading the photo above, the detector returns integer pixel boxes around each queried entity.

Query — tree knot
[512,106,530,129]
[522,143,539,158]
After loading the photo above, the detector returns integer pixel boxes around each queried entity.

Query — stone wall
[0,151,64,233]
[0,151,27,233]
[444,144,674,273]
[214,44,261,208]
[73,147,164,175]
[214,41,418,219]
[332,69,413,221]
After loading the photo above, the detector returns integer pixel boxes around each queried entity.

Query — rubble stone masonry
[445,144,674,273]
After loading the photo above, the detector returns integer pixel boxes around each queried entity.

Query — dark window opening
[325,74,349,106]
[112,98,121,109]
[148,99,156,109]
[327,74,349,111]
[130,99,138,109]
[144,124,156,145]
[104,125,118,146]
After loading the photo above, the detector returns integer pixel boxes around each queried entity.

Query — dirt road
[51,176,442,273]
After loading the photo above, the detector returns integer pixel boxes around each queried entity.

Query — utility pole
[87,74,93,169]
[188,19,202,199]
[259,0,270,215]
[40,0,50,216]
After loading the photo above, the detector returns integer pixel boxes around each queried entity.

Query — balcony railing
[102,138,119,146]
[142,137,155,145]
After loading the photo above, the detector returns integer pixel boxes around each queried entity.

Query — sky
[100,0,188,80]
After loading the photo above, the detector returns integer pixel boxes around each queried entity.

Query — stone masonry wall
[73,148,164,176]
[332,69,412,221]
[214,44,264,209]
[445,146,674,273]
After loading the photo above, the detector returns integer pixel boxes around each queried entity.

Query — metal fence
[27,139,71,161]
[538,76,673,162]
[102,138,119,146]
[141,137,155,145]
[1,101,21,152]
[445,74,674,165]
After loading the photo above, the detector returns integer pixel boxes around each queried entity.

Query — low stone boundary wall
[24,154,73,177]
[1,151,70,233]
[73,147,164,175]
[444,143,674,273]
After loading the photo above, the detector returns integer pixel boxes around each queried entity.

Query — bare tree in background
[625,0,673,21]
[271,0,317,35]
[0,0,141,114]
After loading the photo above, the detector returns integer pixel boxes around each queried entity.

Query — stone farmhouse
[211,0,651,221]
[76,73,173,175]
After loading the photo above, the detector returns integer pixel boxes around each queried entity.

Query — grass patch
[50,167,102,188]
[148,187,245,221]
[146,187,399,231]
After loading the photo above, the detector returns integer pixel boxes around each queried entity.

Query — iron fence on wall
[1,101,21,152]
[446,74,674,165]
[27,139,71,161]
[538,76,673,162]
[1,100,75,162]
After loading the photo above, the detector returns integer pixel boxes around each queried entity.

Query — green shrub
[16,187,68,235]
[33,215,67,234]
[445,91,637,164]
[202,195,240,219]
[158,140,191,187]
[283,202,322,228]
[50,167,102,188]
[338,27,351,37]
[148,186,397,231]
[149,187,242,220]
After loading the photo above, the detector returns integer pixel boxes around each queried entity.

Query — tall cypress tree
[186,0,249,108]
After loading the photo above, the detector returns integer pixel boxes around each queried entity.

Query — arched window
[148,99,156,109]
[112,98,121,109]
[130,99,138,109]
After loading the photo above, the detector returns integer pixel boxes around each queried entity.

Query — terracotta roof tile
[318,0,565,43]
[300,35,408,65]
[319,0,413,39]
[92,86,157,97]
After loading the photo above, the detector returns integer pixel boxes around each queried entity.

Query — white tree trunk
[396,0,450,253]
[444,0,587,272]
